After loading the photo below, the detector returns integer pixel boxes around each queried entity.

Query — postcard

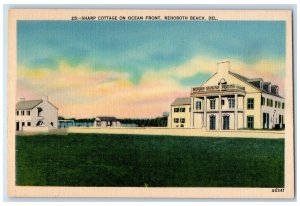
[7,9,294,198]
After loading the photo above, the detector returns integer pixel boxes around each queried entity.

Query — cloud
[17,61,189,118]
[143,55,285,90]
[17,55,286,119]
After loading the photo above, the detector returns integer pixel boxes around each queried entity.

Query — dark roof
[16,100,42,110]
[229,71,283,98]
[229,71,249,82]
[171,97,191,106]
[96,116,118,121]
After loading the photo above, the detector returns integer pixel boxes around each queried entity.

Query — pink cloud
[17,57,285,119]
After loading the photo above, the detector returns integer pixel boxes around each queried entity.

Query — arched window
[223,114,230,130]
[209,114,216,130]
[37,107,43,116]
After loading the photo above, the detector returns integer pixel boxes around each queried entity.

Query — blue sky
[17,20,286,118]
[18,21,285,85]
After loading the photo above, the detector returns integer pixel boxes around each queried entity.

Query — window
[228,98,235,109]
[26,110,30,116]
[278,102,281,108]
[37,107,43,116]
[221,100,225,106]
[16,111,19,116]
[174,108,179,113]
[223,115,230,130]
[189,107,191,112]
[21,110,25,116]
[282,103,285,109]
[27,122,31,126]
[275,101,278,108]
[180,108,185,112]
[210,115,216,130]
[210,99,216,109]
[247,98,254,109]
[261,97,265,105]
[22,122,25,126]
[267,98,273,107]
[195,101,201,110]
[247,116,254,129]
[174,118,179,123]
[180,118,185,123]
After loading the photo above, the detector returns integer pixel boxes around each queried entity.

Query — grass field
[16,133,284,187]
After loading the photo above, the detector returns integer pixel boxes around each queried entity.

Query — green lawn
[16,133,284,187]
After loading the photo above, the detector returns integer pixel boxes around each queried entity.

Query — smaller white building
[15,96,58,131]
[94,116,121,127]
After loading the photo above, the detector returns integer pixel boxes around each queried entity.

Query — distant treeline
[58,116,168,127]
[58,116,95,122]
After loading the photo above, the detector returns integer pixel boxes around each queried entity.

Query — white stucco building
[15,96,58,131]
[94,116,121,127]
[169,61,285,130]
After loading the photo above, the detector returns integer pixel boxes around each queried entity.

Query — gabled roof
[229,71,250,82]
[16,100,42,110]
[171,97,191,106]
[96,116,118,121]
[229,71,283,98]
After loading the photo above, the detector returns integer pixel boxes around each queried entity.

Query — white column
[191,97,194,128]
[219,95,221,130]
[204,96,207,129]
[243,96,245,128]
[234,94,238,130]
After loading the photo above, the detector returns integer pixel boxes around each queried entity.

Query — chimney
[42,96,48,102]
[20,98,25,102]
[217,60,230,74]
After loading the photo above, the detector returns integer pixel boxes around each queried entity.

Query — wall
[193,113,203,128]
[23,126,49,132]
[238,96,244,109]
[261,93,285,129]
[170,104,191,128]
[238,112,244,129]
[15,109,32,131]
[244,92,262,129]
[31,101,58,128]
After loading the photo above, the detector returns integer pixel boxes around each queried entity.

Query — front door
[210,115,216,130]
[16,122,19,131]
[279,115,282,128]
[223,115,230,130]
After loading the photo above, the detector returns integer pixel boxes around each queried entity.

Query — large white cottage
[15,96,58,131]
[169,61,285,130]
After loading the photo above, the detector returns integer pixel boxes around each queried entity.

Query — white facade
[15,96,58,131]
[169,61,285,130]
